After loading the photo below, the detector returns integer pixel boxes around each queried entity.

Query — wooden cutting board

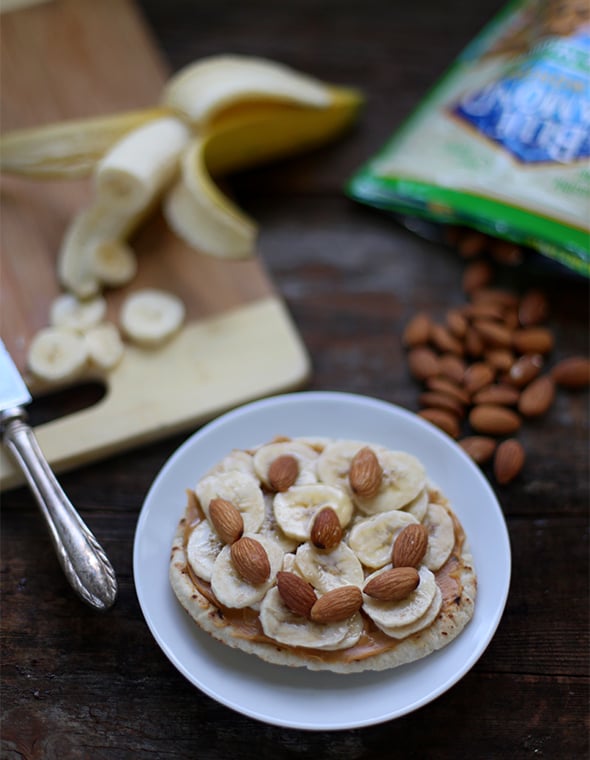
[0,0,310,489]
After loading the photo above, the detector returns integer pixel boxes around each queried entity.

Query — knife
[0,339,117,610]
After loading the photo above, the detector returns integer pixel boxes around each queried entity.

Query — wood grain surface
[1,0,588,758]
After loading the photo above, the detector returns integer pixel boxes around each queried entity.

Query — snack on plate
[169,437,476,672]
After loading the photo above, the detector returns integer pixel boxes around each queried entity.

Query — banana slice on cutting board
[120,288,185,347]
[210,534,284,609]
[84,322,125,371]
[187,520,224,582]
[27,327,89,383]
[294,541,364,593]
[318,441,427,514]
[259,586,363,650]
[377,586,443,640]
[347,510,419,569]
[273,484,353,541]
[362,565,437,629]
[195,471,265,534]
[253,439,319,489]
[49,293,107,332]
[422,502,456,572]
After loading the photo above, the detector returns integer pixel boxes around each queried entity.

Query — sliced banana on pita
[402,487,429,521]
[422,502,456,571]
[294,541,364,593]
[377,585,443,640]
[362,565,437,628]
[205,449,257,479]
[347,510,419,569]
[273,484,353,541]
[210,534,283,608]
[253,439,319,489]
[186,519,223,582]
[195,471,265,534]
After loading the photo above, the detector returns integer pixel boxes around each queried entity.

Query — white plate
[133,391,510,730]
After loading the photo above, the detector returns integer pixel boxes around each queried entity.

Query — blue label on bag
[452,29,590,164]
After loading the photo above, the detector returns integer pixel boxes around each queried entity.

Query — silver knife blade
[0,339,32,412]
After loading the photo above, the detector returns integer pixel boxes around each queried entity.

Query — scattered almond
[494,438,525,484]
[518,375,555,417]
[473,319,513,349]
[551,356,590,389]
[431,323,463,355]
[363,567,420,601]
[462,259,494,293]
[209,498,244,544]
[230,537,271,585]
[512,327,554,355]
[458,435,497,464]
[519,289,549,326]
[438,353,466,384]
[418,407,460,438]
[407,346,440,381]
[469,404,521,435]
[464,326,485,358]
[472,384,520,406]
[485,349,515,373]
[446,309,468,340]
[349,446,383,498]
[418,390,465,417]
[276,571,316,618]
[268,454,299,492]
[403,312,432,347]
[310,507,343,550]
[427,376,471,405]
[463,362,495,394]
[472,288,519,309]
[392,524,429,568]
[505,353,543,388]
[310,585,363,624]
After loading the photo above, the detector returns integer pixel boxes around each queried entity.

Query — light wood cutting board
[0,0,311,489]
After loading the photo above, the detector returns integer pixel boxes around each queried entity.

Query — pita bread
[169,439,477,673]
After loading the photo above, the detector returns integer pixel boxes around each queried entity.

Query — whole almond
[462,260,494,294]
[471,288,519,309]
[438,353,466,384]
[458,435,497,464]
[276,571,316,618]
[392,524,429,568]
[485,349,515,373]
[310,585,363,623]
[418,408,460,438]
[465,302,506,322]
[464,326,485,358]
[512,327,554,355]
[427,376,471,405]
[505,353,543,388]
[518,375,555,417]
[551,356,590,389]
[268,454,299,492]
[310,507,342,550]
[407,346,440,381]
[469,404,522,435]
[489,239,523,266]
[463,362,495,394]
[457,230,487,258]
[473,320,513,349]
[446,309,468,340]
[349,447,383,498]
[472,384,520,406]
[403,312,432,347]
[364,567,420,601]
[419,390,465,417]
[230,537,271,585]
[494,438,525,484]
[209,498,244,544]
[431,323,464,355]
[519,289,549,326]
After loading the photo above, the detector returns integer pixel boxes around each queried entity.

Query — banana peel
[0,55,363,290]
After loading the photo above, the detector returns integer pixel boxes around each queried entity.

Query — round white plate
[133,391,510,730]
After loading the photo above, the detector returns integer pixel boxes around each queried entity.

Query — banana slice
[362,565,437,629]
[49,293,107,332]
[273,484,353,541]
[210,534,283,609]
[294,541,364,593]
[91,241,138,287]
[259,586,363,650]
[318,441,427,514]
[120,288,185,347]
[161,54,331,127]
[402,487,429,521]
[258,493,299,553]
[422,502,456,571]
[347,510,419,569]
[84,322,125,371]
[0,107,172,179]
[187,520,223,582]
[163,136,257,259]
[195,471,265,534]
[253,440,319,489]
[205,449,256,479]
[376,586,443,640]
[27,327,89,382]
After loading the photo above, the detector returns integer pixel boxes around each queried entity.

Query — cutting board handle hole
[26,381,107,428]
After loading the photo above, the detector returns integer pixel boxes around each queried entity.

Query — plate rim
[133,390,511,730]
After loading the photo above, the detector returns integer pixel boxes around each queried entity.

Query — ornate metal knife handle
[2,409,118,610]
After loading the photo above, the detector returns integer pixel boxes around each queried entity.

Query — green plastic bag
[348,0,590,276]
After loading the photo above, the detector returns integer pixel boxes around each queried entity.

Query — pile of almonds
[403,253,590,485]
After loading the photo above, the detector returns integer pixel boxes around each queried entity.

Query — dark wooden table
[2,1,588,757]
